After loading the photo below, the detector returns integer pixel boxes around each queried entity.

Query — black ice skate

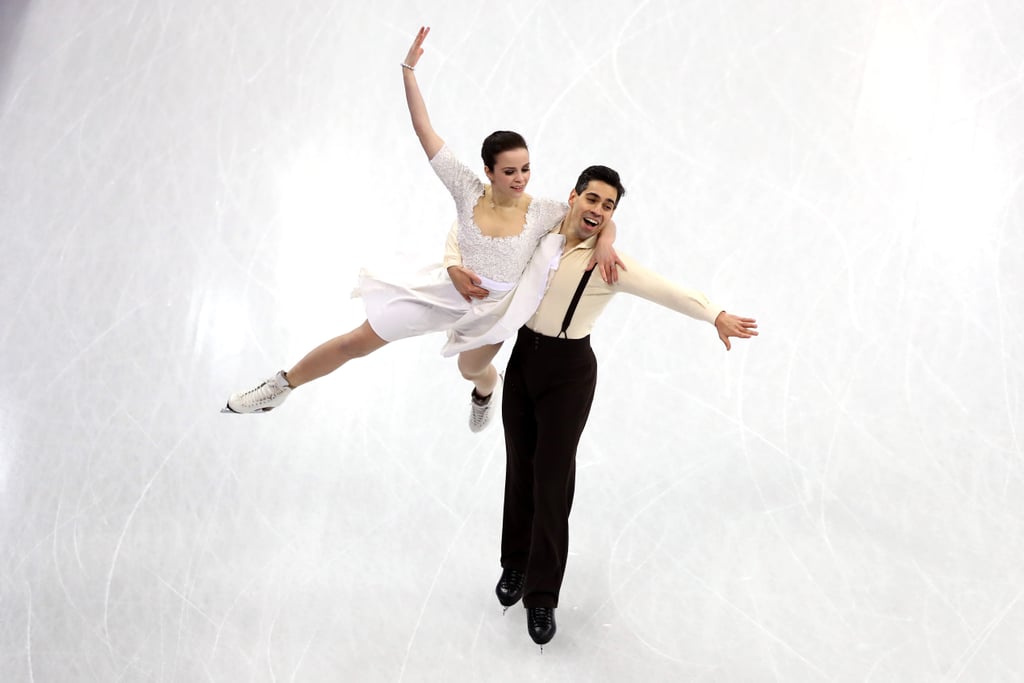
[495,567,526,613]
[527,606,556,650]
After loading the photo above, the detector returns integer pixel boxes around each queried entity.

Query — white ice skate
[469,373,503,432]
[222,370,292,414]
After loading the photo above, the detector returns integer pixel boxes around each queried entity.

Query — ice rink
[2,1,1023,680]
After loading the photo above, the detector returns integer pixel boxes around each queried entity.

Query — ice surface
[2,1,1023,680]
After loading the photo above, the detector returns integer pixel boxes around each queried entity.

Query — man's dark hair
[574,165,626,205]
[481,131,528,170]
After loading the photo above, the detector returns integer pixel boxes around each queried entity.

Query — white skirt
[352,232,564,357]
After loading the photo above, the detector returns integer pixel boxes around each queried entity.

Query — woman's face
[485,148,531,198]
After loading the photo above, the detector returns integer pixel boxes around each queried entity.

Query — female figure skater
[223,27,622,431]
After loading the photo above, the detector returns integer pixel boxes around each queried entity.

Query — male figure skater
[448,165,757,647]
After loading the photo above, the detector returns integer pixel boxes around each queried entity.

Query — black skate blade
[221,405,276,414]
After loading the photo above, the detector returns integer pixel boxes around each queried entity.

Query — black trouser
[500,326,598,609]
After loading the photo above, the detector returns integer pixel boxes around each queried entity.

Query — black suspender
[557,267,594,338]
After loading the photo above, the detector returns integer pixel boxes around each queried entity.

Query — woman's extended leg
[286,320,388,387]
[458,342,504,431]
[224,320,387,413]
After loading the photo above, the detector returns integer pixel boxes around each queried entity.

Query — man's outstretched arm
[612,254,758,349]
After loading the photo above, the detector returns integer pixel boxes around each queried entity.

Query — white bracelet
[400,62,415,71]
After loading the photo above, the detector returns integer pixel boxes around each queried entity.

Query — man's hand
[714,312,758,350]
[448,266,489,302]
[588,243,627,284]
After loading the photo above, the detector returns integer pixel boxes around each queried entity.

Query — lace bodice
[430,145,567,283]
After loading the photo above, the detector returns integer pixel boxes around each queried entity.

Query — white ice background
[2,1,1023,681]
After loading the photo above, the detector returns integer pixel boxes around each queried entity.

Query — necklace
[488,188,519,211]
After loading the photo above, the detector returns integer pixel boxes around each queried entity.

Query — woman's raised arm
[402,26,445,160]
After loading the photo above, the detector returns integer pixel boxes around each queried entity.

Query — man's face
[565,180,618,241]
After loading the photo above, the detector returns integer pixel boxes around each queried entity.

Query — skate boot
[469,373,503,432]
[527,606,556,649]
[223,370,292,413]
[495,567,526,611]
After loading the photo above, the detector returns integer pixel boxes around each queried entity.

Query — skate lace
[501,569,525,591]
[529,607,553,628]
[470,401,491,423]
[243,378,282,404]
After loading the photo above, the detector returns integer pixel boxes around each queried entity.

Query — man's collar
[564,232,600,251]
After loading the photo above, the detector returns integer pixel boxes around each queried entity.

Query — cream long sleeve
[446,230,723,338]
[442,220,461,269]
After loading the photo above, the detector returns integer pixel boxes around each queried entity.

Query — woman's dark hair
[481,131,528,170]
[574,165,626,205]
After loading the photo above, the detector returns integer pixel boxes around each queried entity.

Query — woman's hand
[403,26,430,69]
[588,242,626,284]
[589,218,625,283]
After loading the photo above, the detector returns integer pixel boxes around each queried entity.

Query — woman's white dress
[354,145,567,357]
